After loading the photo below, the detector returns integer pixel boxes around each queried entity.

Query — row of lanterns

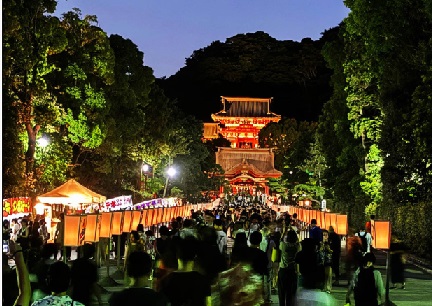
[63,204,212,247]
[275,205,348,236]
[274,205,391,250]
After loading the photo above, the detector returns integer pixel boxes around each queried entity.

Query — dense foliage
[2,1,220,202]
[157,31,333,122]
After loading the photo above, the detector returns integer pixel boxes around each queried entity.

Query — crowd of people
[2,204,404,306]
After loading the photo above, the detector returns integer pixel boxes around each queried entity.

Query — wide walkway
[90,238,432,306]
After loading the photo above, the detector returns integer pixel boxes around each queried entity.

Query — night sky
[54,0,350,78]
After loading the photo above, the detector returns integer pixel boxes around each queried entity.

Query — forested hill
[157,28,340,122]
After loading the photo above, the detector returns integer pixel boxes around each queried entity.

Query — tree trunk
[25,122,40,174]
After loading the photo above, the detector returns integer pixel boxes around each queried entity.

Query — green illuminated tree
[3,0,67,193]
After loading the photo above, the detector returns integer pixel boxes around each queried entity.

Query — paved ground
[90,238,432,306]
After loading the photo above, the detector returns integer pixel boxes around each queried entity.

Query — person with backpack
[278,229,300,306]
[346,252,385,306]
[214,219,228,258]
[260,225,276,304]
[357,227,372,253]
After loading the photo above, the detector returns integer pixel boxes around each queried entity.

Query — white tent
[37,179,106,205]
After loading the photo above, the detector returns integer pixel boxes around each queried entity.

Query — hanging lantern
[111,211,124,235]
[145,209,153,226]
[85,214,100,242]
[311,210,317,223]
[372,220,391,249]
[141,210,148,227]
[320,211,326,230]
[162,207,169,223]
[152,208,159,225]
[95,214,102,242]
[329,213,338,228]
[131,210,142,231]
[336,214,348,235]
[299,208,305,222]
[324,212,332,230]
[315,210,321,227]
[99,212,113,238]
[64,215,82,246]
[122,211,133,233]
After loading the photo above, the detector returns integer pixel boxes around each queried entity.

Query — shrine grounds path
[90,238,432,306]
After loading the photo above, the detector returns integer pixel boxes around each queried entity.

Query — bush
[393,201,432,260]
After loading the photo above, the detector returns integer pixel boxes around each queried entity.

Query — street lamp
[141,164,150,191]
[37,136,49,148]
[163,166,177,198]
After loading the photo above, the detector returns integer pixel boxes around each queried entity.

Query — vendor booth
[36,179,106,240]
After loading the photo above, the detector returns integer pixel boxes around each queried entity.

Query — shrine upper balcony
[211,96,281,123]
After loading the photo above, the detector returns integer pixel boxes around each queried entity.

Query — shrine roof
[213,96,281,119]
[216,148,282,178]
[203,123,220,139]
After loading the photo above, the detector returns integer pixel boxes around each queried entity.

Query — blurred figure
[309,219,322,244]
[70,243,102,306]
[109,251,168,306]
[278,229,300,306]
[2,253,19,306]
[390,239,407,289]
[31,261,84,305]
[30,244,57,302]
[195,226,227,284]
[212,263,264,306]
[38,220,49,245]
[345,232,363,282]
[160,238,211,306]
[328,226,341,286]
[320,229,333,293]
[295,238,336,306]
[346,252,384,306]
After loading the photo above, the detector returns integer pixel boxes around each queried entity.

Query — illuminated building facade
[204,96,282,195]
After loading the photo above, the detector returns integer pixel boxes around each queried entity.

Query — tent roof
[37,179,106,205]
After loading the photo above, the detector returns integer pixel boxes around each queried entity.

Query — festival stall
[36,179,106,240]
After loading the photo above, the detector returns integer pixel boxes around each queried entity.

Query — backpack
[354,267,378,305]
[284,242,298,269]
[358,233,368,253]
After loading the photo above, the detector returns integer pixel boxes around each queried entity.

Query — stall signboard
[3,198,31,218]
[103,196,133,211]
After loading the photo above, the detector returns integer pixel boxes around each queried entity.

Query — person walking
[277,229,300,306]
[390,239,407,289]
[320,229,333,293]
[328,226,341,286]
[109,251,168,306]
[160,237,211,306]
[346,252,385,306]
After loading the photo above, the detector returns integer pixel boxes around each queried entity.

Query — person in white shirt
[214,219,227,255]
[11,219,20,241]
[357,228,372,253]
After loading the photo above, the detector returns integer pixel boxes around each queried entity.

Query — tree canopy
[157,31,334,122]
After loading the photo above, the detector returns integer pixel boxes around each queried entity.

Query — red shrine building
[203,96,282,195]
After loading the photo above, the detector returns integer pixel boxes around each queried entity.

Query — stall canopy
[37,179,106,205]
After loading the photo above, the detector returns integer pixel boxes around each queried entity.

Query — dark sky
[55,0,350,78]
